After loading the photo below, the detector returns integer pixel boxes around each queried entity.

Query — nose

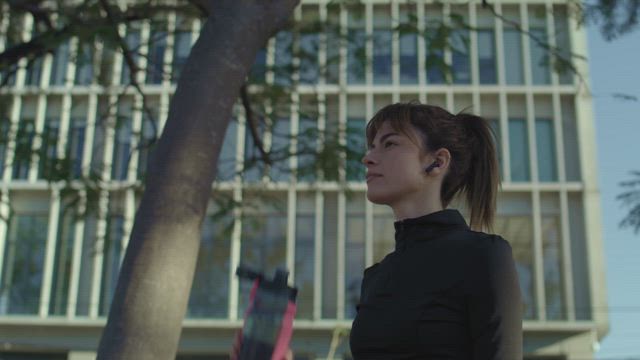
[361,150,376,166]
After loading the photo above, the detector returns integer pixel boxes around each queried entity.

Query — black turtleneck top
[349,209,522,360]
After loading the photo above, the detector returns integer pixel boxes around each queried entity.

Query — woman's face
[361,121,434,206]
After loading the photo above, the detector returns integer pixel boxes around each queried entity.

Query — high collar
[394,209,469,251]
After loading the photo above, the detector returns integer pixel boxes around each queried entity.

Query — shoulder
[455,231,515,270]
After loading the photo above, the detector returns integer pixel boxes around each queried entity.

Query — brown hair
[365,101,501,233]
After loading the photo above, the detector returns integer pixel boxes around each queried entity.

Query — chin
[366,189,394,205]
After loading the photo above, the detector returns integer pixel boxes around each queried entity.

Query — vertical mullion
[66,192,87,318]
[39,188,61,317]
[314,93,326,321]
[288,6,301,282]
[365,2,373,87]
[29,94,48,182]
[81,95,98,179]
[559,188,575,321]
[469,3,479,90]
[318,2,327,88]
[4,96,22,183]
[163,13,176,91]
[391,1,399,99]
[89,93,118,318]
[127,96,143,184]
[496,2,511,183]
[443,3,454,110]
[228,106,245,320]
[314,190,324,321]
[337,193,346,320]
[364,87,373,268]
[121,189,135,262]
[549,1,575,319]
[336,6,347,321]
[0,2,8,276]
[417,3,427,100]
[138,21,150,85]
[14,14,30,87]
[0,192,8,298]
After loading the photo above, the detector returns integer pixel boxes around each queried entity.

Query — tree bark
[96,1,299,359]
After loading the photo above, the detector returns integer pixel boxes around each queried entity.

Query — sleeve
[468,235,523,360]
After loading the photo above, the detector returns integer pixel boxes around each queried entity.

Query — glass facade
[0,2,603,358]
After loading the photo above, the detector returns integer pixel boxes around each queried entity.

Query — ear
[429,148,451,175]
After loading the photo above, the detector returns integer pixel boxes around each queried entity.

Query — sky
[587,21,640,359]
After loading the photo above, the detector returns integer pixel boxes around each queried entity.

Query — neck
[391,197,444,222]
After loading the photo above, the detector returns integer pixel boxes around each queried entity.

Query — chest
[350,250,472,355]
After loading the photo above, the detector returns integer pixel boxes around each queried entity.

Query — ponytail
[454,113,501,233]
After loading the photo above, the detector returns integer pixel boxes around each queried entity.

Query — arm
[469,235,523,360]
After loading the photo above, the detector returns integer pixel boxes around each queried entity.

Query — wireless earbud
[425,161,439,173]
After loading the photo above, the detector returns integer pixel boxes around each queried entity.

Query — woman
[349,101,523,359]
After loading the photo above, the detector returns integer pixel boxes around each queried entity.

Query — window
[215,119,237,182]
[373,7,392,85]
[535,118,557,182]
[0,117,10,179]
[0,214,49,315]
[495,193,536,320]
[399,6,418,84]
[425,26,445,84]
[99,210,124,316]
[299,8,320,85]
[75,42,94,85]
[296,112,317,182]
[67,117,86,179]
[325,6,340,84]
[541,193,565,320]
[274,31,293,87]
[295,193,315,319]
[346,117,366,181]
[487,118,502,180]
[171,24,191,84]
[554,6,573,84]
[450,29,471,84]
[238,194,288,318]
[477,30,497,84]
[25,57,43,86]
[529,27,551,84]
[75,213,98,316]
[50,41,71,86]
[120,29,141,85]
[373,205,395,263]
[509,118,530,181]
[322,193,338,318]
[347,7,366,84]
[137,110,159,181]
[503,29,524,85]
[345,195,365,319]
[270,117,291,182]
[12,118,35,180]
[48,198,77,315]
[569,193,591,320]
[561,96,581,181]
[146,22,167,85]
[111,114,132,181]
[243,117,265,182]
[187,210,232,318]
[38,117,60,180]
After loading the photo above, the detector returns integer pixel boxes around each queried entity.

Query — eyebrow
[369,132,400,147]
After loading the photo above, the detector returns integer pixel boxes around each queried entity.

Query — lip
[366,174,383,182]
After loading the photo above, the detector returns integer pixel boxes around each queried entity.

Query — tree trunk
[96,1,299,359]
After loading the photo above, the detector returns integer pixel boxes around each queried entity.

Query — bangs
[365,102,422,148]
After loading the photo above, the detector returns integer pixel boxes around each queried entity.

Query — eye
[384,141,396,148]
